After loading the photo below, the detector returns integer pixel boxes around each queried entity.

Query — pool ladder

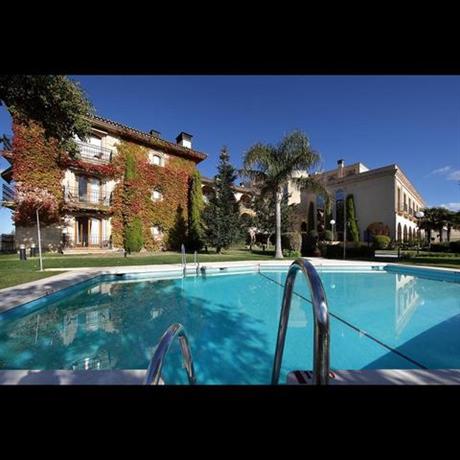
[180,244,200,276]
[145,258,330,385]
[144,323,196,385]
[272,258,330,385]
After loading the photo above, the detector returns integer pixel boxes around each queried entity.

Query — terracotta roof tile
[89,115,207,163]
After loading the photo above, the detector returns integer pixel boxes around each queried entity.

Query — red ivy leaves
[11,119,64,224]
[111,141,195,250]
[59,157,118,179]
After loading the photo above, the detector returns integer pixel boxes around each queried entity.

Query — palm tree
[242,130,327,259]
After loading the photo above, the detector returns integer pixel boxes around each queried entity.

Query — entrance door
[77,217,89,246]
[89,218,100,246]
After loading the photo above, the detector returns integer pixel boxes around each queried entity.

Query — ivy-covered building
[1,116,207,252]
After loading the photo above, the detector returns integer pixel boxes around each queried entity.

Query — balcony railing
[76,141,113,164]
[64,186,111,207]
[1,183,15,203]
[64,236,112,249]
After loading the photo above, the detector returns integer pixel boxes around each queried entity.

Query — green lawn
[1,248,458,291]
[347,252,460,269]
[396,257,460,270]
[0,248,277,289]
[0,254,66,289]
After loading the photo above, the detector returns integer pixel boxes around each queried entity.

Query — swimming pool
[0,265,459,384]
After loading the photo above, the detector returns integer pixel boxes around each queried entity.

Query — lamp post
[36,204,44,272]
[415,210,424,256]
[343,193,347,260]
[330,219,336,242]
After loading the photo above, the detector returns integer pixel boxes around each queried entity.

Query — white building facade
[288,160,426,242]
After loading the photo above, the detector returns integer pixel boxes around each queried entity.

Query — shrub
[283,249,301,258]
[449,241,460,253]
[321,230,333,241]
[124,217,144,252]
[367,222,390,237]
[373,235,391,249]
[430,243,450,253]
[303,230,320,256]
[281,232,302,253]
[322,243,373,259]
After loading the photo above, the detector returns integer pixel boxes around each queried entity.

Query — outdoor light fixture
[330,219,336,241]
[415,211,424,219]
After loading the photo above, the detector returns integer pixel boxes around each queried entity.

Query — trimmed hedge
[373,235,391,249]
[429,241,460,253]
[450,241,460,253]
[320,243,374,259]
[124,217,144,252]
[321,230,333,241]
[429,243,450,252]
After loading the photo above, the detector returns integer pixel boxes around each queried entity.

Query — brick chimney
[337,159,345,178]
[149,129,161,138]
[176,132,193,149]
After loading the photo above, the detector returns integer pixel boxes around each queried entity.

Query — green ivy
[124,217,144,252]
[188,170,204,251]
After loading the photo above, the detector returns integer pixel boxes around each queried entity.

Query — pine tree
[188,170,204,251]
[203,147,241,253]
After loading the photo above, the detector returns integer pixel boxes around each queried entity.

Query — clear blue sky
[1,75,459,233]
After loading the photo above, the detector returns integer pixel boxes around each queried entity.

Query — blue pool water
[0,266,459,383]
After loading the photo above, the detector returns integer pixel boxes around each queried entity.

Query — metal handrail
[76,140,113,163]
[181,243,186,276]
[194,250,200,274]
[144,323,196,385]
[271,258,330,385]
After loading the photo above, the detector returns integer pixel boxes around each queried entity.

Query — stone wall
[15,224,63,251]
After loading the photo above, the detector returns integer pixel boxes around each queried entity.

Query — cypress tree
[122,149,143,252]
[307,202,315,232]
[125,217,143,252]
[346,194,360,242]
[203,147,241,253]
[188,170,204,251]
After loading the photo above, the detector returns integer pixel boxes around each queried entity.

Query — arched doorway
[409,227,412,241]
[403,225,408,242]
[397,223,402,241]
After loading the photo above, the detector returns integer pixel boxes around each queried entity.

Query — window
[150,225,162,239]
[397,187,401,211]
[148,151,163,166]
[89,136,102,147]
[151,189,162,201]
